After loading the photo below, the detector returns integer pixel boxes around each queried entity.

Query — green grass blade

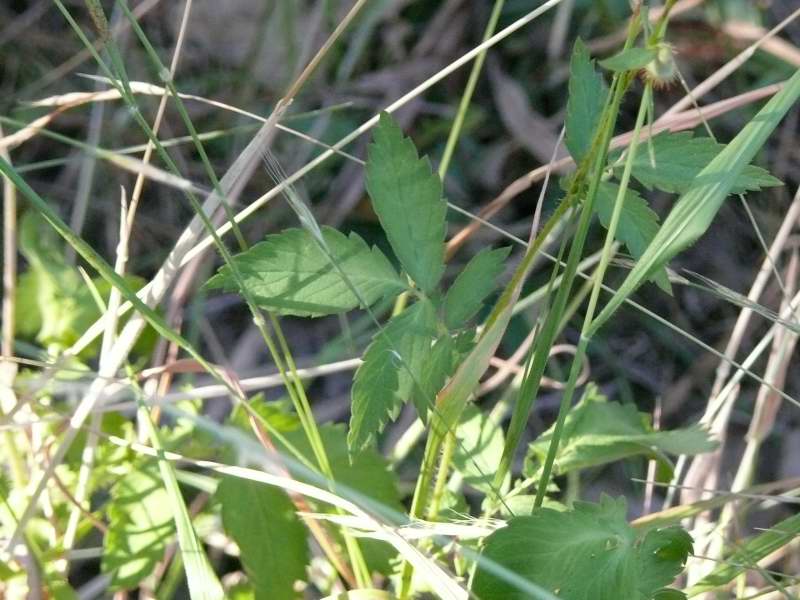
[590,67,800,336]
[135,397,224,599]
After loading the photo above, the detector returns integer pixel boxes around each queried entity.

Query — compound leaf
[524,385,716,478]
[615,131,782,195]
[565,38,609,162]
[365,112,446,294]
[472,495,692,600]
[595,182,669,291]
[348,300,437,454]
[206,226,405,317]
[444,246,510,329]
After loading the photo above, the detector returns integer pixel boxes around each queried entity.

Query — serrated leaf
[524,385,716,478]
[614,131,782,195]
[599,47,657,72]
[472,495,692,600]
[453,406,506,495]
[102,463,175,590]
[348,300,437,453]
[444,247,510,329]
[365,112,446,294]
[565,38,609,163]
[591,69,800,335]
[206,226,405,317]
[217,476,309,600]
[595,182,669,292]
[417,333,458,417]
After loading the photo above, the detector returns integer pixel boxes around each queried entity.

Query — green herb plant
[1,1,799,600]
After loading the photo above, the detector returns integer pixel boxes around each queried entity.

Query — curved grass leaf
[524,385,716,478]
[612,131,782,195]
[348,301,437,454]
[687,512,800,596]
[565,38,609,162]
[444,247,510,329]
[595,182,669,292]
[206,227,405,317]
[472,496,692,600]
[591,68,800,335]
[217,476,309,600]
[365,112,446,295]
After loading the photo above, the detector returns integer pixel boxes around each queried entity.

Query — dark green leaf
[599,47,657,72]
[348,301,437,453]
[595,182,669,292]
[616,132,782,195]
[444,247,510,329]
[365,112,447,294]
[565,39,609,162]
[417,333,457,417]
[524,385,716,478]
[217,476,309,600]
[206,226,405,317]
[102,463,175,590]
[473,496,692,600]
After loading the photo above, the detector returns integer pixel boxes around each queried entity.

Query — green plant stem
[438,0,506,177]
[489,10,646,503]
[491,70,630,502]
[533,83,653,508]
[426,431,457,521]
[114,2,372,585]
[398,159,580,599]
[53,0,371,587]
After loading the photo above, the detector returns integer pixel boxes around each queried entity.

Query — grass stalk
[534,83,653,507]
[491,63,634,499]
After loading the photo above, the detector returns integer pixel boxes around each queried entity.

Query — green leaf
[595,182,669,292]
[348,300,437,453]
[688,512,800,596]
[472,496,692,600]
[206,227,405,317]
[453,406,506,495]
[599,47,657,72]
[15,213,154,355]
[283,424,403,515]
[365,112,446,294]
[444,247,510,329]
[217,476,309,600]
[102,463,175,590]
[591,69,800,336]
[565,38,609,163]
[417,333,457,416]
[280,424,402,575]
[524,385,716,478]
[614,131,782,195]
[652,590,687,600]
